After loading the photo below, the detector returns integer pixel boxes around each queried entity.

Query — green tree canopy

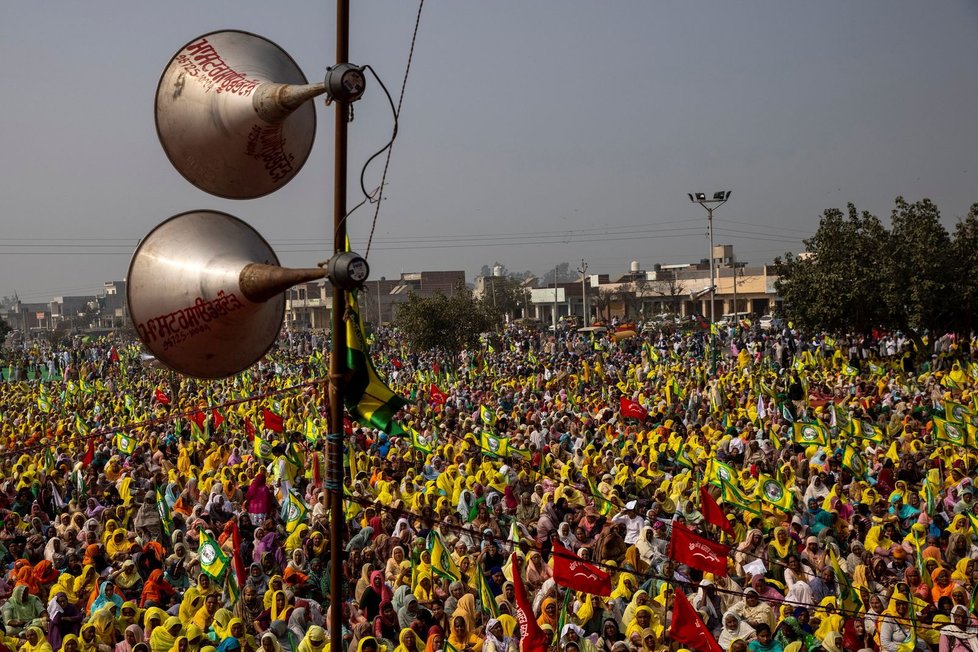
[775,197,978,343]
[394,286,496,357]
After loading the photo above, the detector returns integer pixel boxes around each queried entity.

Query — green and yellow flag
[156,486,173,537]
[480,432,510,458]
[945,400,973,424]
[304,418,321,445]
[757,474,793,512]
[829,548,861,615]
[116,433,136,455]
[427,531,461,581]
[933,417,968,447]
[477,568,500,618]
[841,443,868,479]
[198,529,229,581]
[253,432,273,461]
[706,459,738,488]
[480,405,497,427]
[74,413,90,436]
[38,385,52,413]
[410,427,435,454]
[792,422,828,447]
[849,419,883,443]
[281,490,308,534]
[720,478,763,515]
[344,291,406,436]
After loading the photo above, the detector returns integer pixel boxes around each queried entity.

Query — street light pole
[578,259,588,325]
[688,191,731,376]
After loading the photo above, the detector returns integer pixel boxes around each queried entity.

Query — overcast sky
[1,1,976,302]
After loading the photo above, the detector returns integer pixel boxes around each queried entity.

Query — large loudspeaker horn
[127,210,325,379]
[155,30,326,199]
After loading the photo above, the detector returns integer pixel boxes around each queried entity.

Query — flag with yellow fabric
[427,531,460,581]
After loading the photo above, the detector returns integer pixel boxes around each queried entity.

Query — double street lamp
[688,190,731,375]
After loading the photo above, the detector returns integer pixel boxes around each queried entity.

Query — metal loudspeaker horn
[127,210,326,379]
[155,30,326,199]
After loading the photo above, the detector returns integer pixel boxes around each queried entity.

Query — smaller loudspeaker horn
[155,30,327,199]
[127,210,325,379]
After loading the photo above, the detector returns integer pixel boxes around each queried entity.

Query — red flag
[343,416,354,435]
[80,437,94,467]
[230,520,247,586]
[619,396,648,420]
[429,384,448,405]
[154,388,171,405]
[311,451,322,488]
[109,346,120,363]
[511,553,551,652]
[211,409,225,431]
[190,411,207,429]
[262,408,284,433]
[699,485,734,535]
[552,541,612,596]
[669,522,728,577]
[390,357,403,370]
[244,418,256,441]
[669,588,724,652]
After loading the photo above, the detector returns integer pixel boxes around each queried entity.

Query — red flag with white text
[669,522,728,576]
[669,588,724,652]
[552,541,612,595]
[619,396,648,420]
[511,553,551,652]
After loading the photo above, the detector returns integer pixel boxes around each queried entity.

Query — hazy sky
[1,1,976,303]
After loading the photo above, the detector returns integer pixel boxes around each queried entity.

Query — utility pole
[578,259,588,325]
[688,191,731,376]
[731,248,738,320]
[552,265,559,332]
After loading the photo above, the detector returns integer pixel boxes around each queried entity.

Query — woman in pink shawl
[244,471,275,526]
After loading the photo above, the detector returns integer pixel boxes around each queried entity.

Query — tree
[0,318,10,345]
[394,286,496,358]
[951,203,978,334]
[484,276,530,322]
[775,203,892,334]
[775,198,972,349]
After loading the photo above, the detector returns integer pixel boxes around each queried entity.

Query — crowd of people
[0,319,977,652]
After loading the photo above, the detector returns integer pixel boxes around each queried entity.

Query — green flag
[198,529,229,581]
[343,290,406,436]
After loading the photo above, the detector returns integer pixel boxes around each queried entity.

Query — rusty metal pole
[328,1,350,651]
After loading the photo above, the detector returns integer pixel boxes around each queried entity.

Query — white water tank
[492,265,504,277]
[629,260,640,273]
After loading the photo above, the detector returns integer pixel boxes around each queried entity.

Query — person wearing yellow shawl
[73,566,99,606]
[59,634,81,652]
[766,527,795,585]
[150,617,184,652]
[813,597,844,640]
[168,637,189,652]
[144,608,169,641]
[210,609,233,642]
[392,629,420,652]
[78,624,100,652]
[609,572,637,609]
[285,525,309,553]
[447,594,482,650]
[179,593,205,627]
[22,626,54,652]
[262,577,285,610]
[878,592,925,651]
[625,606,655,640]
[49,573,78,603]
[296,626,328,652]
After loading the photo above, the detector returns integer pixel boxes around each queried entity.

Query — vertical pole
[553,266,558,331]
[328,2,349,651]
[708,207,716,376]
[579,259,588,325]
[732,248,738,320]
